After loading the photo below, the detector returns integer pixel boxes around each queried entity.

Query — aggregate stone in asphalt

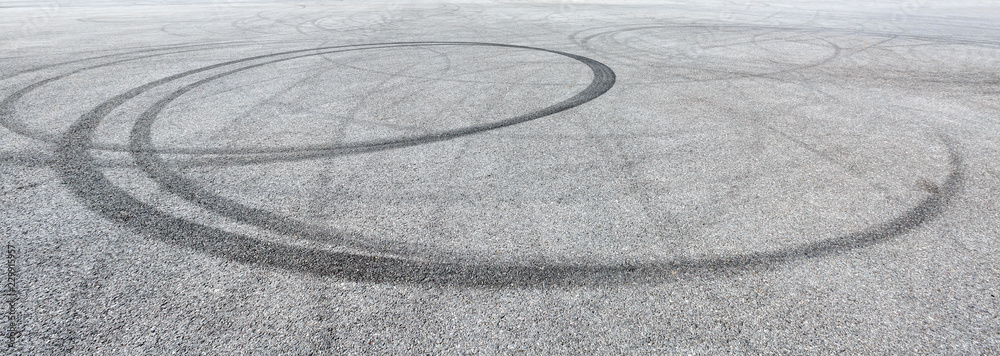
[1,0,999,353]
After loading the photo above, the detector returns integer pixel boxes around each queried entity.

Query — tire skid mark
[569,22,1000,86]
[0,40,281,81]
[45,42,605,286]
[0,39,299,145]
[7,42,534,155]
[123,42,612,259]
[573,24,844,85]
[319,52,581,86]
[124,43,613,160]
[45,39,968,286]
[197,58,345,149]
[325,46,456,142]
[1,47,226,143]
[57,132,963,287]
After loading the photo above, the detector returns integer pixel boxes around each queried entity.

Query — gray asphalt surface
[2,0,1000,353]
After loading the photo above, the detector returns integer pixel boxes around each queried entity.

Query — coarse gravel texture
[2,0,1000,354]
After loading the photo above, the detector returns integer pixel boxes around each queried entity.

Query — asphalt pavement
[1,0,999,353]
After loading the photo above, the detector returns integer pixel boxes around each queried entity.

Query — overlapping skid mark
[138,42,611,159]
[569,22,1000,85]
[46,41,614,276]
[124,42,594,261]
[3,41,572,155]
[0,41,212,81]
[0,39,590,174]
[61,133,965,287]
[30,38,969,286]
[569,23,842,84]
[0,39,300,149]
[321,2,461,36]
[224,2,462,38]
[313,46,592,86]
[828,41,1000,86]
[0,39,292,81]
[183,46,457,153]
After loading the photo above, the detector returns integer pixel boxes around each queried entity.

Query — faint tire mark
[37,39,968,286]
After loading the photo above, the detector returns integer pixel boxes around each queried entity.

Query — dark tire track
[44,40,966,287]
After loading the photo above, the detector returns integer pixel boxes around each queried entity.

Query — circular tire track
[122,41,615,259]
[569,22,1000,86]
[1,40,965,286]
[0,39,293,148]
[569,24,844,84]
